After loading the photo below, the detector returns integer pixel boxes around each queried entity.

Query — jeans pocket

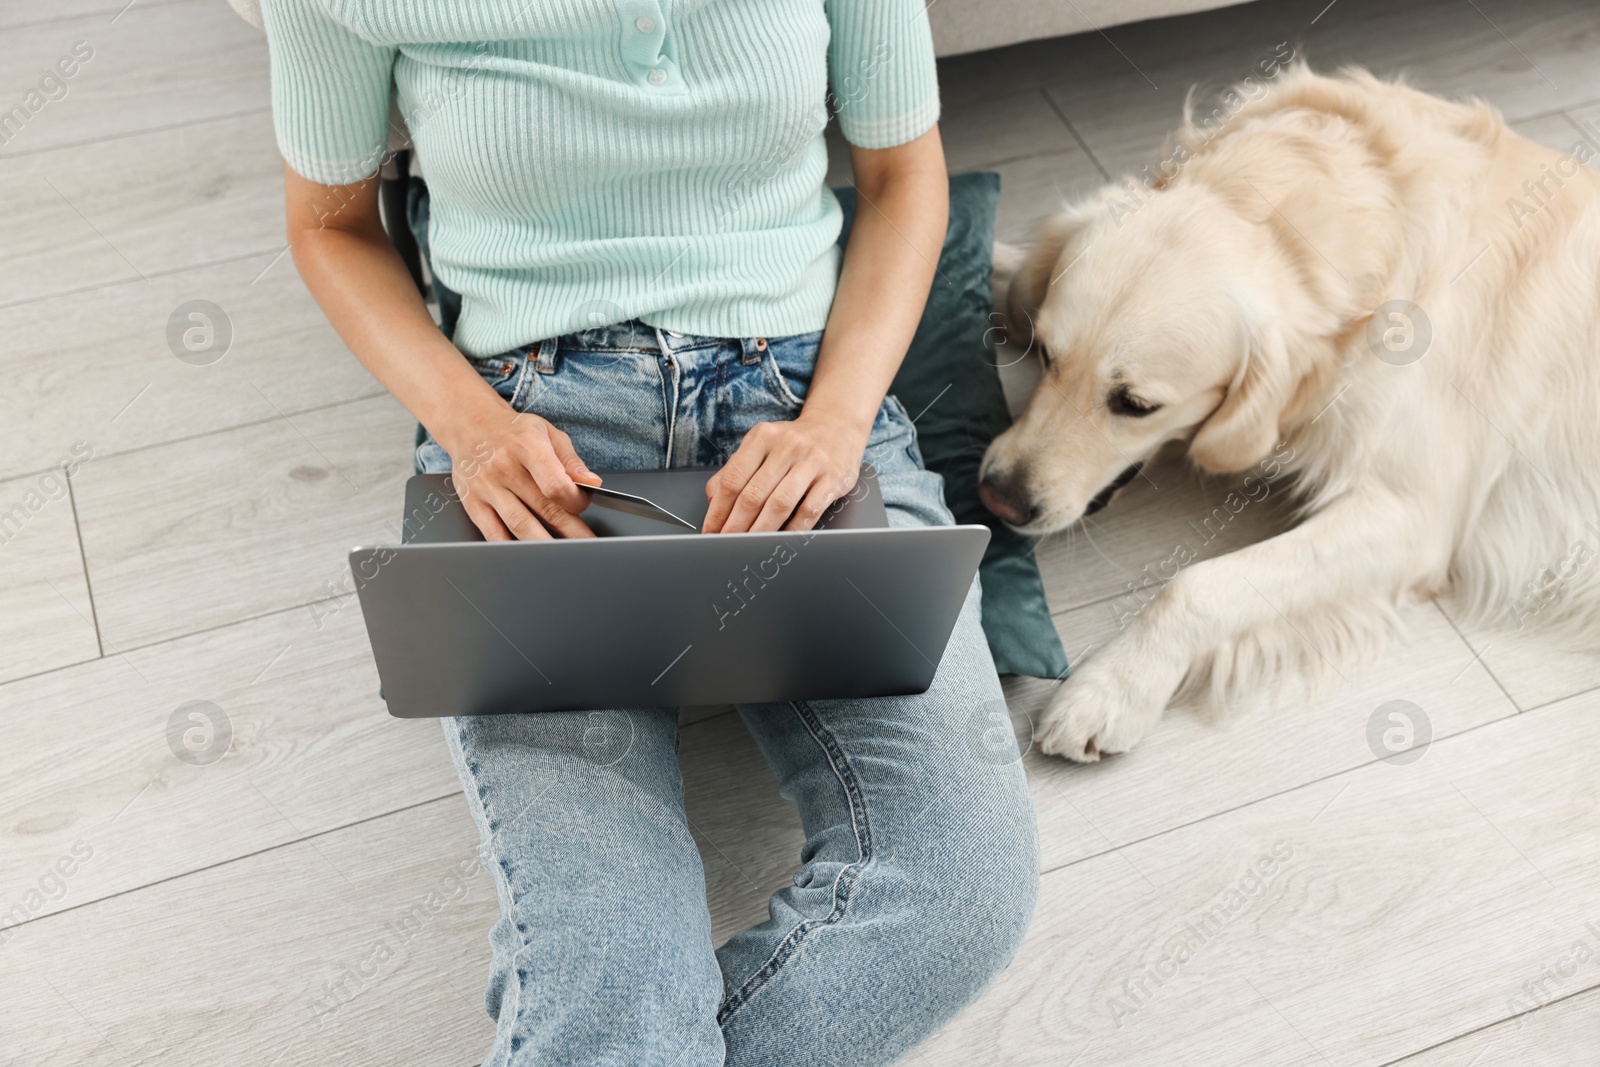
[761,331,822,412]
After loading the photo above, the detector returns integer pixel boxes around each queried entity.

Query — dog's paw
[1035,655,1173,762]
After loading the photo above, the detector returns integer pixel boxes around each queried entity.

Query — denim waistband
[535,319,821,355]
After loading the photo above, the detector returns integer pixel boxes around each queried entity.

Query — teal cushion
[835,172,1069,680]
[405,170,1069,679]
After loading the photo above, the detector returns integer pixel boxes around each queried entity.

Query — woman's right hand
[435,392,601,541]
[275,164,599,541]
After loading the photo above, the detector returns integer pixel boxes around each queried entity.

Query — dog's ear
[1003,212,1086,350]
[1189,324,1296,473]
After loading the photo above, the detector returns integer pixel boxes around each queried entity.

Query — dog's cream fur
[985,66,1600,762]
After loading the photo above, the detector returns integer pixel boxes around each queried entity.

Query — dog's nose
[979,473,1037,526]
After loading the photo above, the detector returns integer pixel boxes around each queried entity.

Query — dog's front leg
[1036,490,1437,761]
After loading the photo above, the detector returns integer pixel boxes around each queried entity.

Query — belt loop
[533,336,558,374]
[739,336,766,365]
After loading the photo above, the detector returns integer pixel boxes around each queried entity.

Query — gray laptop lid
[352,466,988,716]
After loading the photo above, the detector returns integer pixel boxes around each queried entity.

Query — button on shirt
[259,0,942,358]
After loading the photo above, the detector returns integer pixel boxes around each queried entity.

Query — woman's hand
[702,411,870,533]
[702,128,947,534]
[276,165,602,543]
[436,392,602,541]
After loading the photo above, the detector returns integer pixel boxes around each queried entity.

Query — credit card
[581,484,698,530]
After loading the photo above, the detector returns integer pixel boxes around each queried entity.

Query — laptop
[350,465,989,717]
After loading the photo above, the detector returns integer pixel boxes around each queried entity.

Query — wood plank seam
[0,104,273,162]
[0,0,196,34]
[62,470,103,658]
[1432,600,1523,711]
[57,389,390,471]
[0,590,366,692]
[1042,87,1113,180]
[0,791,463,938]
[1033,686,1560,878]
[1379,979,1600,1066]
[0,243,300,313]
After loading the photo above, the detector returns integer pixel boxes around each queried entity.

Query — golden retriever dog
[981,65,1600,762]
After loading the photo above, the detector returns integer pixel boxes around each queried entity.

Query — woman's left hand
[703,412,870,533]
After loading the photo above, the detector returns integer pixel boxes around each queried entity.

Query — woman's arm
[281,164,599,540]
[702,125,949,533]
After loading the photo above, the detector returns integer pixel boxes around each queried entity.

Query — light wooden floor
[3,0,1599,1063]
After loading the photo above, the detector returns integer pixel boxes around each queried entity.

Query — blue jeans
[417,321,1038,1066]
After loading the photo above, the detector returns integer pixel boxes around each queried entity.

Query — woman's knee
[949,806,1038,973]
[888,771,1040,1003]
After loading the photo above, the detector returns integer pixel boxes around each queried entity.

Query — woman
[260,1,1038,1062]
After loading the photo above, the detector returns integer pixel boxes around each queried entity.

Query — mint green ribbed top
[259,0,941,357]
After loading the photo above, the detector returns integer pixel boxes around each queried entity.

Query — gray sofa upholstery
[929,0,1252,56]
[230,1,1254,59]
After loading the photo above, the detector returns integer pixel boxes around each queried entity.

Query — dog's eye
[1107,385,1162,418]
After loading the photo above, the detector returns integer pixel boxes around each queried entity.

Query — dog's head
[979,67,1424,534]
[979,147,1356,534]
[980,183,1304,533]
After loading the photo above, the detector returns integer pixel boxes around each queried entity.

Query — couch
[928,0,1251,56]
[229,1,1255,59]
